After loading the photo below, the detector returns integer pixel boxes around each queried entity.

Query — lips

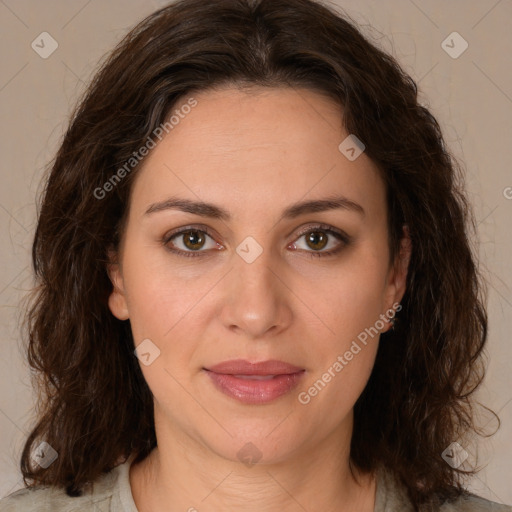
[204,359,305,404]
[205,359,304,376]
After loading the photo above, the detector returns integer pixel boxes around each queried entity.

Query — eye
[163,226,222,258]
[291,224,351,258]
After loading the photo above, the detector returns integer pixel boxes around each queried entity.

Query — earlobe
[107,249,129,320]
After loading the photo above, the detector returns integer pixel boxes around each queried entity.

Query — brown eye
[163,227,220,257]
[292,225,351,258]
[181,230,206,251]
[305,231,328,251]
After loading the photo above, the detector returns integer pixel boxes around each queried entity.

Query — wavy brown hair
[19,0,495,508]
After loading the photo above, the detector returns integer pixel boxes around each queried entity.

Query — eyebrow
[144,194,365,220]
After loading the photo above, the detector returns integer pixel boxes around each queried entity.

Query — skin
[108,85,411,512]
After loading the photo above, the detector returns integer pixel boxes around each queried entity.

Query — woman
[1,0,510,511]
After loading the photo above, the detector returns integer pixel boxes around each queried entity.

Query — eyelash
[162,223,351,259]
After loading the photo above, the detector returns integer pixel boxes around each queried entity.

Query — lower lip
[205,370,305,404]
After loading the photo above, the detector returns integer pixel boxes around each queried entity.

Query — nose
[218,242,293,339]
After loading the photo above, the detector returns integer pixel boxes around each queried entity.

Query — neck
[130,412,377,512]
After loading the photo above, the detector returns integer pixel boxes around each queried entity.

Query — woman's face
[108,85,410,465]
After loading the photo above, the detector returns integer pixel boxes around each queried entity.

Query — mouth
[203,359,305,404]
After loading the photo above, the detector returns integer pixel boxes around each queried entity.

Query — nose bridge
[233,235,279,303]
[220,234,292,337]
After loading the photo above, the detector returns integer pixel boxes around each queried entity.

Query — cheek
[296,267,385,432]
[309,252,389,343]
[297,248,387,398]
[121,243,204,340]
[122,260,203,398]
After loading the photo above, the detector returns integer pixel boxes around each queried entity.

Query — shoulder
[375,465,512,512]
[0,463,123,512]
[438,493,512,511]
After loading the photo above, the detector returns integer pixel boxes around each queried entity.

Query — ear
[107,247,130,320]
[383,224,411,330]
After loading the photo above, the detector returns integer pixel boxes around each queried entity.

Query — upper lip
[205,359,304,375]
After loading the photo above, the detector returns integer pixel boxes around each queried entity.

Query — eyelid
[163,224,219,243]
[293,223,351,243]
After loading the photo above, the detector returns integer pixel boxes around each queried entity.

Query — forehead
[129,85,386,223]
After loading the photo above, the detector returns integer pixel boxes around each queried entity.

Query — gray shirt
[1,455,511,511]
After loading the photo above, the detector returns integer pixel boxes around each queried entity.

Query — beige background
[0,0,511,505]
